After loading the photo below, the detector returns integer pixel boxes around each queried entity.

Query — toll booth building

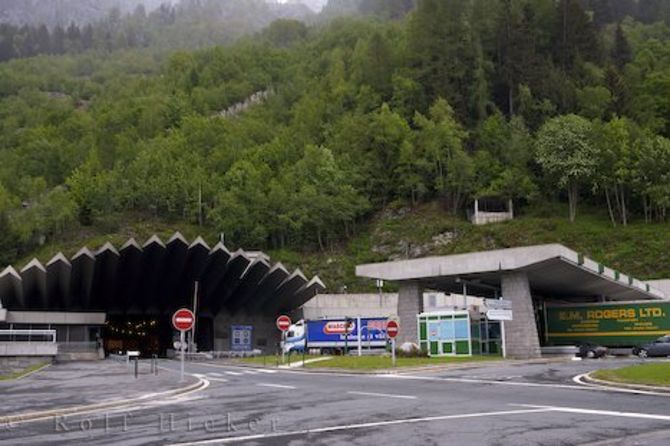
[417,310,504,357]
[357,244,666,359]
[0,233,325,366]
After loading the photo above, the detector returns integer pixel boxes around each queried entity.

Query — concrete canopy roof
[356,244,664,302]
[0,233,325,315]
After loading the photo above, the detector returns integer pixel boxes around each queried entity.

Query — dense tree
[536,114,596,222]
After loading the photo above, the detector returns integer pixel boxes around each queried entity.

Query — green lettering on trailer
[546,302,670,347]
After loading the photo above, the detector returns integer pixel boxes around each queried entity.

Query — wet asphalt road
[2,357,670,446]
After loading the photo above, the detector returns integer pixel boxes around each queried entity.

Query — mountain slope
[12,203,670,294]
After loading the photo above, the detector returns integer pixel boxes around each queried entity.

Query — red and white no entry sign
[172,308,195,332]
[386,319,399,338]
[276,315,291,331]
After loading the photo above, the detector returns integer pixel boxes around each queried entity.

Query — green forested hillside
[0,0,669,279]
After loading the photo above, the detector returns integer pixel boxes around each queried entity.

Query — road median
[583,361,670,393]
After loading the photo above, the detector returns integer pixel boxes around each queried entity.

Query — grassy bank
[0,362,49,381]
[592,362,670,387]
[239,354,500,370]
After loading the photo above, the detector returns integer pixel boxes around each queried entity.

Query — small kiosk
[417,310,503,357]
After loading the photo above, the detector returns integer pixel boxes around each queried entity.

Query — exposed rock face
[218,89,273,119]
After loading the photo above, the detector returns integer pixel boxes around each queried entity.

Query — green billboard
[546,302,670,347]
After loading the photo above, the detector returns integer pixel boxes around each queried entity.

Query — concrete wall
[0,342,57,356]
[212,311,277,354]
[301,293,485,320]
[5,311,106,325]
[471,211,514,225]
[501,272,541,359]
[397,282,424,346]
[648,279,670,297]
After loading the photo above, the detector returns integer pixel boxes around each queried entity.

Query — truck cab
[282,320,306,354]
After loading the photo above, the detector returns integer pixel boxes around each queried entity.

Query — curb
[0,375,206,426]
[582,372,670,394]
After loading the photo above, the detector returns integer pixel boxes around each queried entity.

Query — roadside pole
[501,321,507,358]
[180,330,186,382]
[344,317,350,356]
[485,298,512,359]
[276,315,291,365]
[386,319,399,367]
[190,281,199,354]
[281,331,286,364]
[172,308,195,384]
[302,322,307,367]
[357,316,362,357]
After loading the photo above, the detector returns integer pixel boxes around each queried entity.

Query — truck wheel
[638,349,648,359]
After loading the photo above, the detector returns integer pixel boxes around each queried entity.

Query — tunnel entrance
[103,316,172,357]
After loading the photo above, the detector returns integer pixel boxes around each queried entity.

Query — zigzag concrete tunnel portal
[0,233,324,357]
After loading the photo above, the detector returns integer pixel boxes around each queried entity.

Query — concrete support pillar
[501,272,541,359]
[396,281,423,346]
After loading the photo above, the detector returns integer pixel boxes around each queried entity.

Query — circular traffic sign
[172,308,195,332]
[276,315,291,331]
[386,319,399,338]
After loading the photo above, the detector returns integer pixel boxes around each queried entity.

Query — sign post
[357,316,362,357]
[276,315,291,364]
[172,308,195,382]
[386,319,399,367]
[485,299,512,359]
[190,281,199,354]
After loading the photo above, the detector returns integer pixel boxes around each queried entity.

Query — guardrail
[0,329,56,343]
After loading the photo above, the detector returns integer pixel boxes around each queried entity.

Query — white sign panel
[486,299,513,310]
[487,309,513,321]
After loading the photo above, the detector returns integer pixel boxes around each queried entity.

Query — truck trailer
[283,318,389,354]
[545,301,670,348]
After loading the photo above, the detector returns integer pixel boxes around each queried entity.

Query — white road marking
[257,383,296,389]
[224,371,243,376]
[243,370,258,375]
[347,391,417,400]
[206,377,228,383]
[376,373,670,396]
[208,372,223,377]
[514,404,670,421]
[196,362,277,374]
[168,408,553,445]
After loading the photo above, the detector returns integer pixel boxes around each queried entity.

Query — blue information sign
[231,325,253,351]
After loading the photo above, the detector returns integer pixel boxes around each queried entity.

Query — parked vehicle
[577,342,608,359]
[632,336,670,358]
[283,318,388,354]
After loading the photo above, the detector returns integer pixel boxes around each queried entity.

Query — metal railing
[0,329,56,343]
